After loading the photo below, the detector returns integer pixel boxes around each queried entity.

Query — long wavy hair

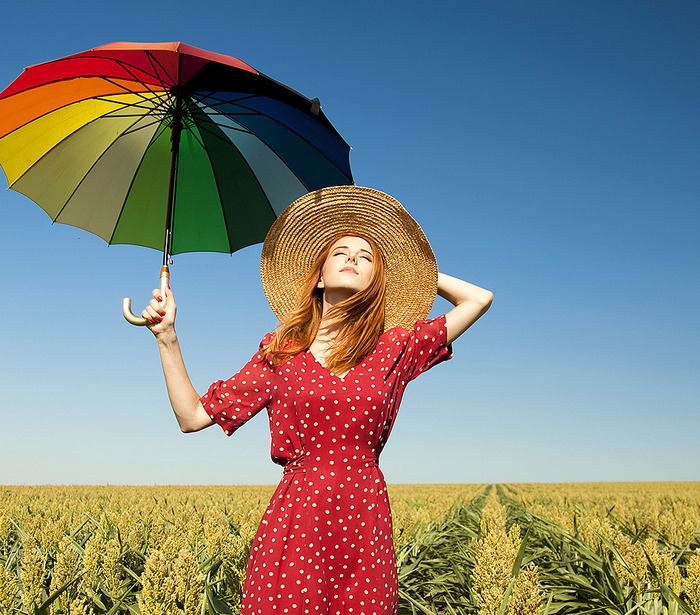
[262,234,386,375]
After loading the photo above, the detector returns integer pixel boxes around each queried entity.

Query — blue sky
[1,1,698,485]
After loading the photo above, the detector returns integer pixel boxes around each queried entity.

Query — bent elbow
[479,291,494,310]
[178,420,201,434]
[176,403,210,433]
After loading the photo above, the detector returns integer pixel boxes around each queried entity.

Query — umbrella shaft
[163,95,183,266]
[163,229,172,267]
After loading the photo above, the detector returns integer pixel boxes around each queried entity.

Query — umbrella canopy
[0,41,353,258]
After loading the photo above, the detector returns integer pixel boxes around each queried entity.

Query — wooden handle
[122,267,170,326]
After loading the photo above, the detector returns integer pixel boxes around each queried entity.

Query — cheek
[318,259,337,285]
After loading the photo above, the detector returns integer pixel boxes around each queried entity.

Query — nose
[346,252,358,264]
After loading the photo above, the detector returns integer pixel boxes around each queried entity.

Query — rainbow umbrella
[0,41,352,324]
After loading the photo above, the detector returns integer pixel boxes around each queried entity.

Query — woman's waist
[283,450,379,475]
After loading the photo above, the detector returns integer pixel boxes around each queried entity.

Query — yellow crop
[0,482,698,613]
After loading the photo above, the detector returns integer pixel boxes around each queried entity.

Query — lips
[340,266,358,274]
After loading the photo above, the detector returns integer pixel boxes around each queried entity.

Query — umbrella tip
[310,98,321,115]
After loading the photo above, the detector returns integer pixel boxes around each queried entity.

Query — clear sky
[1,1,698,485]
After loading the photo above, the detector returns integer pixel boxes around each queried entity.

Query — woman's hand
[437,272,493,344]
[142,286,176,339]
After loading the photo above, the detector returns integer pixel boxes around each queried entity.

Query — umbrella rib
[96,93,173,123]
[100,58,167,93]
[107,123,169,246]
[47,114,151,224]
[186,102,276,250]
[189,105,254,136]
[192,91,351,184]
[29,68,351,186]
[119,116,164,136]
[189,127,234,254]
[95,92,168,110]
[143,50,175,92]
[192,97,315,192]
[5,101,157,187]
[97,75,168,102]
[178,97,243,151]
[5,89,170,187]
[0,83,166,147]
[70,51,173,92]
[1,52,170,100]
[190,98,259,141]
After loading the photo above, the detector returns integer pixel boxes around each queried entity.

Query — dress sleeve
[397,315,453,381]
[199,333,275,436]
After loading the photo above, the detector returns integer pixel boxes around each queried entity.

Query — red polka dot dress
[200,316,452,614]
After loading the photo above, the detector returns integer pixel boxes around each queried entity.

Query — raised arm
[143,286,214,433]
[437,272,493,344]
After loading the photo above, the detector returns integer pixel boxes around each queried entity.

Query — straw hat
[260,185,437,330]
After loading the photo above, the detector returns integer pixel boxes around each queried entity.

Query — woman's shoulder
[379,326,410,345]
[377,321,423,350]
[259,331,276,348]
[381,315,447,342]
[252,332,277,366]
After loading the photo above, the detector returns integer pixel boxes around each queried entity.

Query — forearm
[156,332,212,432]
[437,272,493,344]
[437,272,493,306]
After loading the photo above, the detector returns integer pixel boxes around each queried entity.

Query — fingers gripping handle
[122,267,170,326]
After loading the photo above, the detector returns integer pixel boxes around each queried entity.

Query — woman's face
[318,236,375,297]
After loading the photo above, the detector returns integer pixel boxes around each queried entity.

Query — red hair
[263,235,386,375]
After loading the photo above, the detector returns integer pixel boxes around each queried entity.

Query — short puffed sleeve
[395,315,453,381]
[199,333,275,436]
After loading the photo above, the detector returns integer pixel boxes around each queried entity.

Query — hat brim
[260,186,437,330]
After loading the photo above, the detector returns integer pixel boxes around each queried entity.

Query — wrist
[155,329,178,348]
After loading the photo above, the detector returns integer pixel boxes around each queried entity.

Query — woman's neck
[320,288,354,319]
[315,320,341,343]
[310,317,346,360]
[316,289,352,340]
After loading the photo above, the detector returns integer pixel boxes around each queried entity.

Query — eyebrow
[333,245,373,256]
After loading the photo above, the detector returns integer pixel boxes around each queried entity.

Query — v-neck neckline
[307,350,359,381]
[306,330,391,381]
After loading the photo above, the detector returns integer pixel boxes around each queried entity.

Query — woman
[143,186,492,615]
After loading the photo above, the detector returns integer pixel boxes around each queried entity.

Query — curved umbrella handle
[122,266,170,326]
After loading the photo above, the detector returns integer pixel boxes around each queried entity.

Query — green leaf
[35,572,84,614]
[205,585,234,615]
[511,523,531,577]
